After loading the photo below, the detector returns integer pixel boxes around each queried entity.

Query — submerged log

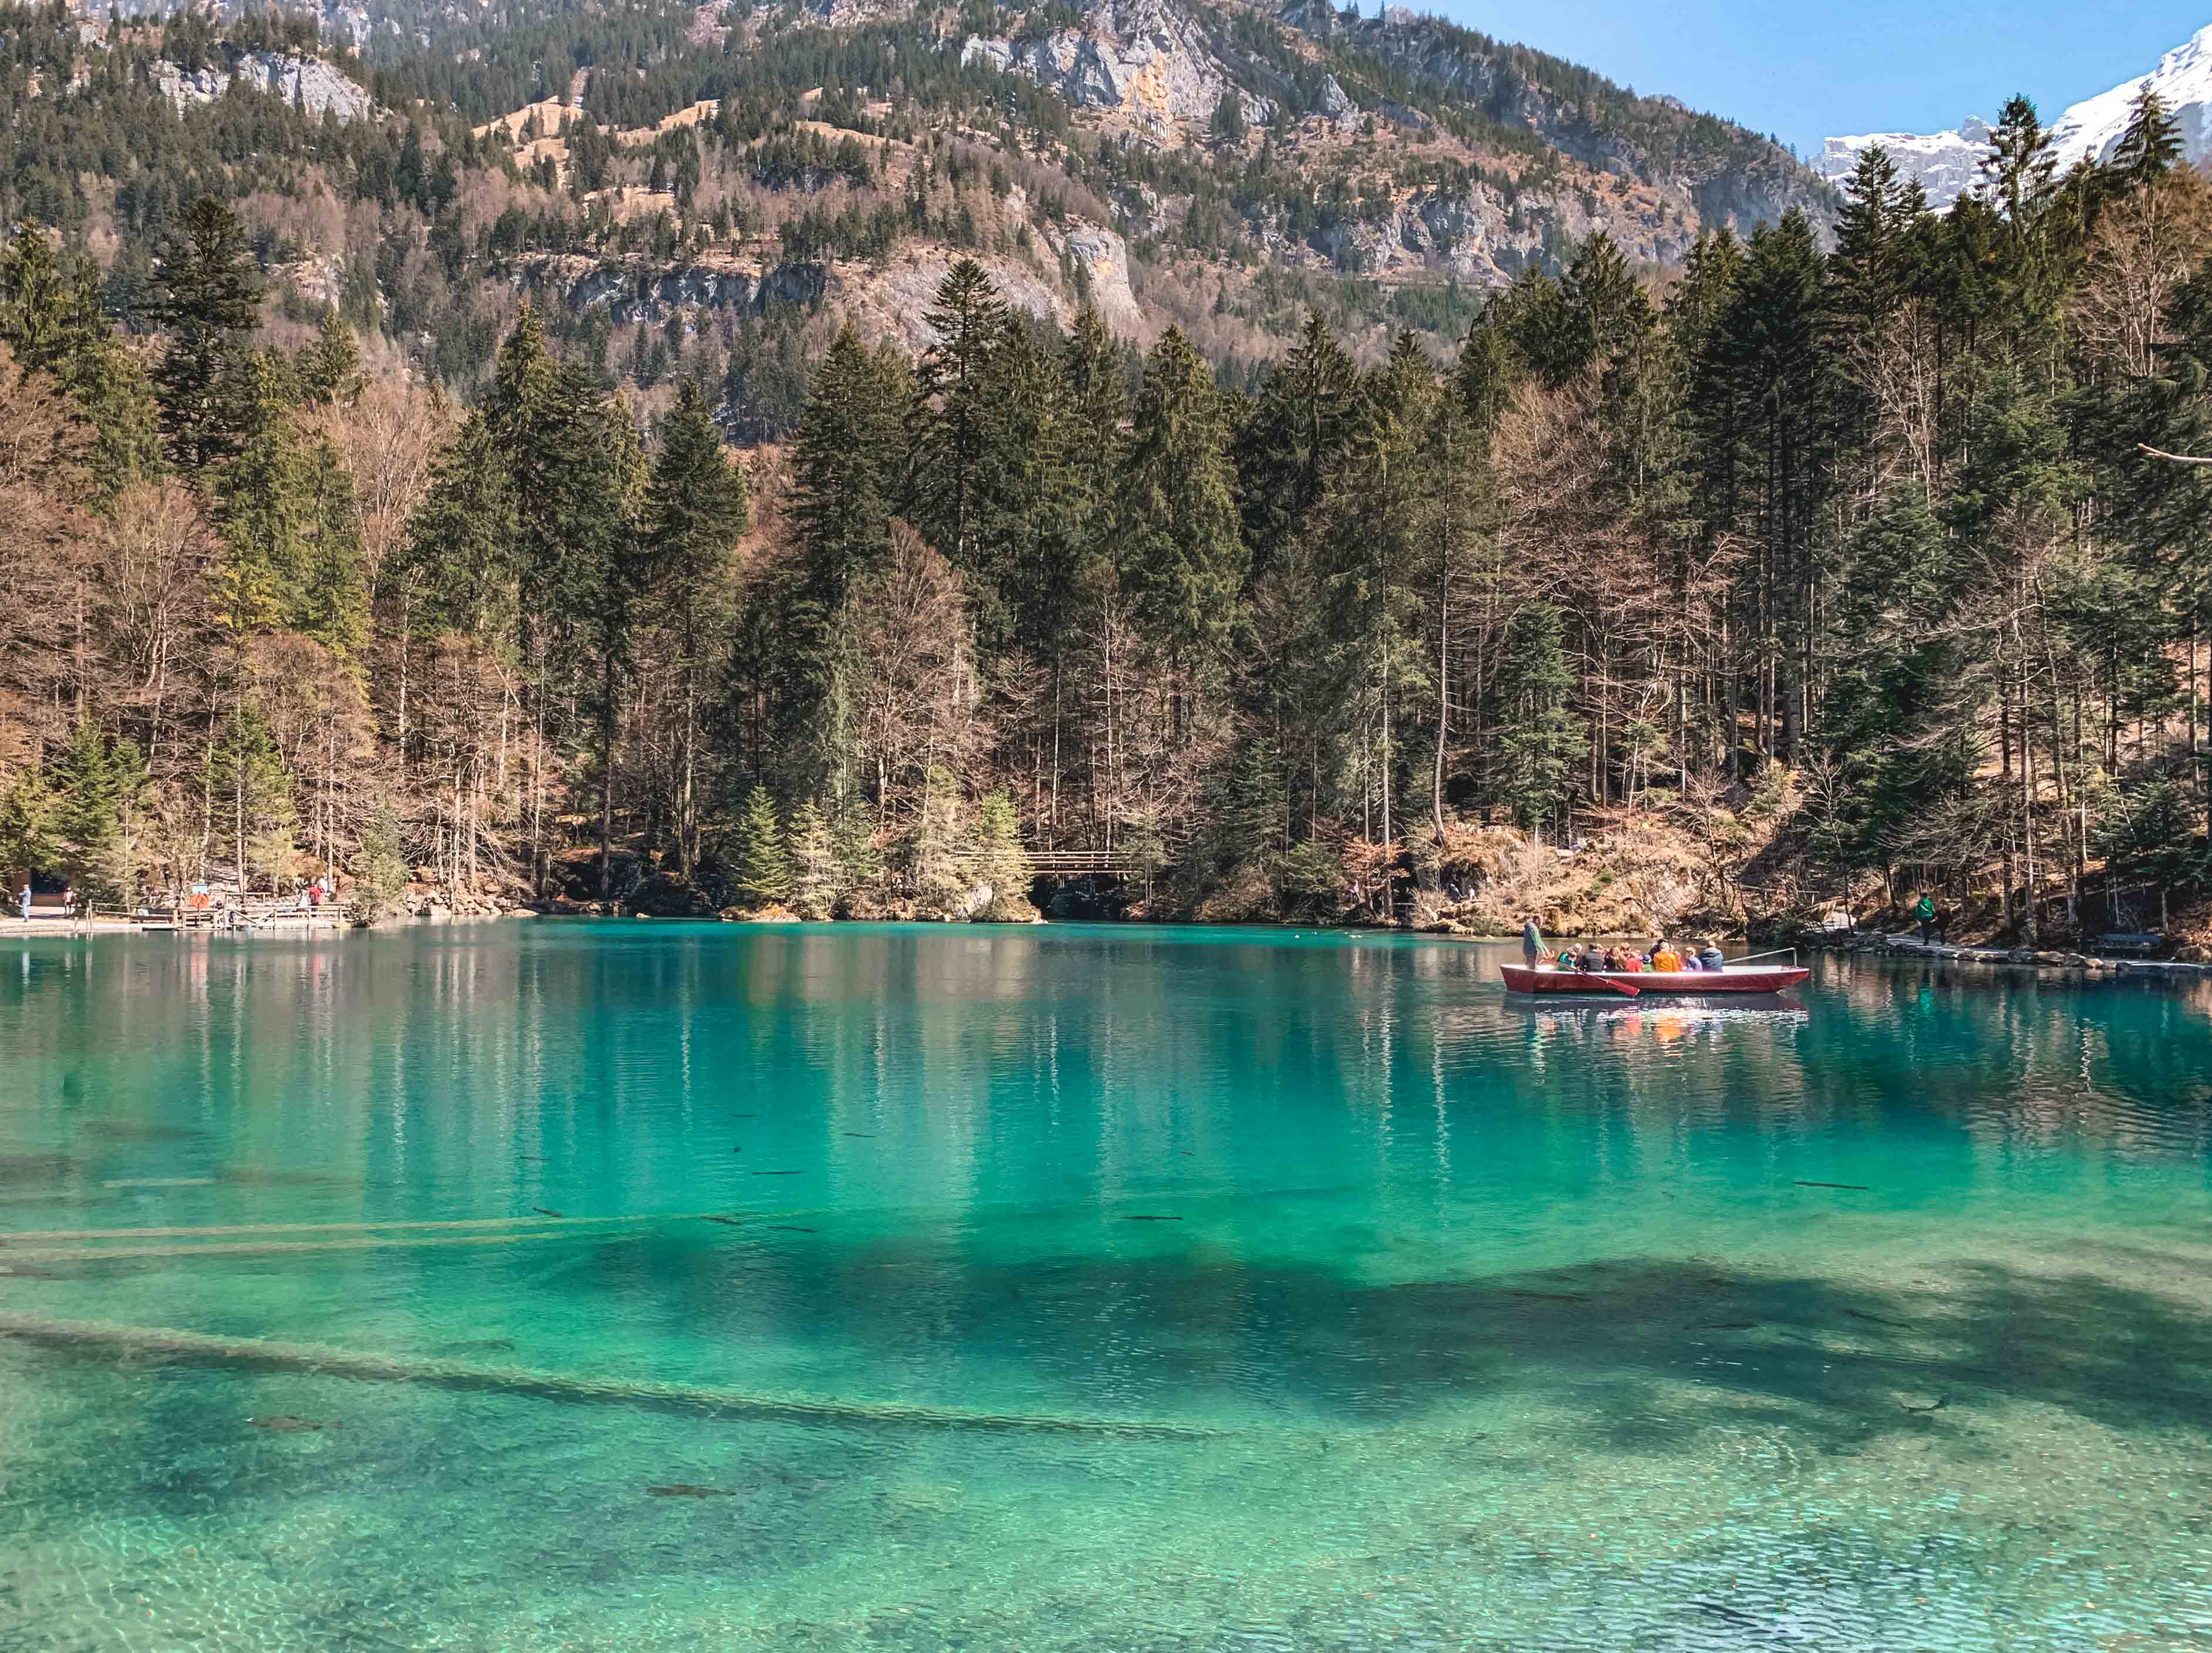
[0,1311,1219,1440]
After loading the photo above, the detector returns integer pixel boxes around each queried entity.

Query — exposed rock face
[1292,179,1691,286]
[1058,224,1143,336]
[153,51,373,123]
[1268,2,1831,239]
[963,0,1275,141]
[512,240,1141,348]
[519,257,828,323]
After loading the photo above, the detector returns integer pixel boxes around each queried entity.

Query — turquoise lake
[3,921,2211,1650]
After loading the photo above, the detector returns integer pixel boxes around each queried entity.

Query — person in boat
[1697,938,1726,971]
[1616,946,1643,972]
[1522,917,1544,967]
[1650,940,1683,972]
[1679,947,1703,972]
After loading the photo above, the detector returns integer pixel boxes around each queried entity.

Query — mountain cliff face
[1819,24,2212,213]
[947,0,1831,295]
[16,0,1839,407]
[153,48,374,122]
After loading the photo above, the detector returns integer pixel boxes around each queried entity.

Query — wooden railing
[1024,849,1151,878]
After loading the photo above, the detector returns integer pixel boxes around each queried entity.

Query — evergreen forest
[4,56,2212,940]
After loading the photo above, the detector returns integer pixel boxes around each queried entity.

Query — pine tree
[731,785,789,908]
[2111,87,2183,188]
[298,310,362,405]
[402,410,522,638]
[49,719,147,901]
[0,225,107,381]
[1558,231,1656,375]
[1485,602,1584,829]
[786,798,838,919]
[750,325,913,800]
[0,768,60,880]
[830,800,883,908]
[1120,326,1248,667]
[1235,310,1363,583]
[150,196,265,474]
[643,379,748,877]
[910,258,1007,571]
[965,790,1033,920]
[1,224,164,500]
[909,765,969,916]
[297,437,368,656]
[1828,146,1914,329]
[790,324,911,595]
[212,355,311,635]
[353,799,408,924]
[206,706,296,893]
[1316,330,1438,851]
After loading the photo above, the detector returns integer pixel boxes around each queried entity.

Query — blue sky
[1422,1,2211,157]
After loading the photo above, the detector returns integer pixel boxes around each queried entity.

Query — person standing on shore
[1915,892,1937,943]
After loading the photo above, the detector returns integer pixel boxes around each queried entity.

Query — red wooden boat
[1500,961,1808,996]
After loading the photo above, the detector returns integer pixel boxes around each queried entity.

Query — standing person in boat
[1522,916,1544,968]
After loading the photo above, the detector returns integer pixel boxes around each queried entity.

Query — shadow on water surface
[13,1234,2210,1462]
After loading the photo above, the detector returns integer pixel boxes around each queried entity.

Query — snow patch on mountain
[1815,118,1987,212]
[1820,24,2212,213]
[2045,23,2212,171]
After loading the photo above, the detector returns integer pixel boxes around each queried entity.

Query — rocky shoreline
[1799,928,2212,978]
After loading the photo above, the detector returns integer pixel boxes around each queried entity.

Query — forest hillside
[2,4,2210,946]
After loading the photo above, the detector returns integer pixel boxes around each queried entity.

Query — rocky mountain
[8,0,1840,420]
[1818,23,2212,212]
[153,48,374,123]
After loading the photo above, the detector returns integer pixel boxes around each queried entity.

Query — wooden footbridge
[1022,848,1148,880]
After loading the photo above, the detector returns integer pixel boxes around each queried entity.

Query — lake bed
[3,923,2210,1650]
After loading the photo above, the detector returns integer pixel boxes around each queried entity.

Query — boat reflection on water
[1505,992,1808,1043]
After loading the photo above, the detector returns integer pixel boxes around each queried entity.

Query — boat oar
[1593,974,1639,998]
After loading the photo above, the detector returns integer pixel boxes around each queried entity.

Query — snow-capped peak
[1819,23,2212,213]
[2045,22,2212,173]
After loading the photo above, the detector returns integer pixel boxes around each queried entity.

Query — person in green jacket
[1915,892,1938,943]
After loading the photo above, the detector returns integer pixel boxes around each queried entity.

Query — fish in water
[648,1484,732,1498]
[435,1338,516,1356]
[1845,1308,1912,1329]
[532,1207,565,1218]
[101,1177,216,1190]
[1122,1215,1182,1223]
[1509,1291,1591,1303]
[751,1170,802,1177]
[1795,1180,1871,1191]
[1698,1321,1759,1331]
[704,1215,745,1227]
[249,1416,332,1432]
[771,1226,818,1234]
[841,1132,875,1139]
